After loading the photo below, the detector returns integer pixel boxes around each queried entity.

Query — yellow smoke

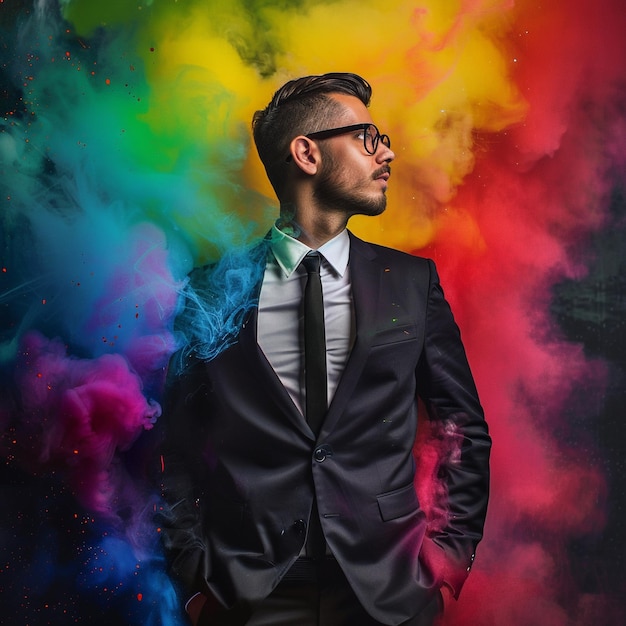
[64,0,527,251]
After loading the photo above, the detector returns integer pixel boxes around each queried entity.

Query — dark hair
[252,72,372,196]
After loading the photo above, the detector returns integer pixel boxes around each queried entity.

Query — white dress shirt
[257,225,354,415]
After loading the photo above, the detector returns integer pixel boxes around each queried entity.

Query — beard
[312,149,388,218]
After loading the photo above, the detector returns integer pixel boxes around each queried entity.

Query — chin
[360,197,387,217]
[366,207,386,218]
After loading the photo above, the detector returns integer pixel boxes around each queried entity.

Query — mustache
[372,165,391,179]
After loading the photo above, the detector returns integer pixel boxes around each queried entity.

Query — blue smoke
[173,239,269,369]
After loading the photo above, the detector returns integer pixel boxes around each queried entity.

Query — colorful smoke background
[1,0,626,624]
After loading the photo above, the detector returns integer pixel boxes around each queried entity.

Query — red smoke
[416,1,626,623]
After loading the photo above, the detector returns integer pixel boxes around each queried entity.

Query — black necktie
[302,252,327,436]
[301,252,327,559]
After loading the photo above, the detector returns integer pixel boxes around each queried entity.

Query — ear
[288,136,321,175]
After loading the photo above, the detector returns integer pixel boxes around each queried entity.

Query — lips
[373,166,391,182]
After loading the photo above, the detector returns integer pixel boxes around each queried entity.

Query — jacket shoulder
[348,231,434,272]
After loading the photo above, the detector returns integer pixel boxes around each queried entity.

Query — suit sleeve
[157,356,215,602]
[415,259,491,598]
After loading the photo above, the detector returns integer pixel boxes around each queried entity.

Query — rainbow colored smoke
[1,0,626,624]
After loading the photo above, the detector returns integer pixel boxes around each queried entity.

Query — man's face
[311,94,395,218]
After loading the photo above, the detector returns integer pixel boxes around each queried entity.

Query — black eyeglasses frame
[285,123,390,161]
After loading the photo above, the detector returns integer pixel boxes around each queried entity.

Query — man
[159,72,490,626]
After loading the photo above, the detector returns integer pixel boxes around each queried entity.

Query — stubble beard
[313,151,388,219]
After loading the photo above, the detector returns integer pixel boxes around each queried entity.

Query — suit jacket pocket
[371,324,417,347]
[377,482,419,521]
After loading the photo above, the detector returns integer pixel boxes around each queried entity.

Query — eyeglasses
[306,123,390,155]
[286,123,391,161]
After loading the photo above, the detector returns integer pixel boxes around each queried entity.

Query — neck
[278,203,348,249]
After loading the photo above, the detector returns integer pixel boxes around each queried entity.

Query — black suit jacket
[160,232,491,625]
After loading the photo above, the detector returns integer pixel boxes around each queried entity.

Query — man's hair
[252,72,372,196]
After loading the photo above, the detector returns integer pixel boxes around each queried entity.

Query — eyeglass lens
[364,125,390,154]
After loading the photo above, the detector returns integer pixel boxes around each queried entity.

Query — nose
[376,141,395,163]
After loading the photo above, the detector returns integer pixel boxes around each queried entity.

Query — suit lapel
[239,306,311,435]
[320,233,381,436]
[236,248,313,438]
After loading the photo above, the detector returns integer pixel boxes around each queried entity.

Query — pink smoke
[87,222,182,381]
[11,331,159,514]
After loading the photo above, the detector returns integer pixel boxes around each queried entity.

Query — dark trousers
[200,558,443,626]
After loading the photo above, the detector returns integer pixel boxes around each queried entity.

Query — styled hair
[252,72,372,196]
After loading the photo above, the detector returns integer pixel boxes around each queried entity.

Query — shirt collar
[270,224,350,278]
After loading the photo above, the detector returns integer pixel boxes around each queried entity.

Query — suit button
[314,444,333,462]
[293,519,306,534]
